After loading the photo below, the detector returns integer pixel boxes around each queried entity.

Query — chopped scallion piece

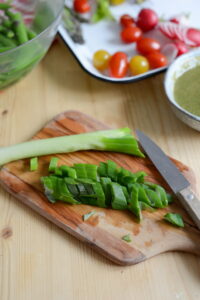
[122,234,132,243]
[164,213,184,228]
[30,157,38,171]
[49,157,59,172]
[82,210,96,221]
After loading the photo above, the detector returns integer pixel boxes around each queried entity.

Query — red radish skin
[137,8,158,32]
[174,41,189,56]
[158,22,200,47]
[187,28,200,46]
[170,18,180,24]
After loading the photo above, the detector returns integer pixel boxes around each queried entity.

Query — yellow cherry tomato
[93,50,111,71]
[129,55,150,75]
[110,0,125,5]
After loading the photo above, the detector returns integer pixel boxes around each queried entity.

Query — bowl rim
[164,48,200,122]
[0,0,65,56]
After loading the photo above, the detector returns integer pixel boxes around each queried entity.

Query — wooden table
[0,42,199,300]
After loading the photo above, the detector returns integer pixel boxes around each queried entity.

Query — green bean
[0,25,15,39]
[0,25,7,32]
[6,11,28,44]
[2,19,12,28]
[0,33,16,47]
[26,28,37,40]
[0,46,13,53]
[0,3,11,10]
[6,30,15,39]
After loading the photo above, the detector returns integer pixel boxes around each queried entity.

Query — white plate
[58,0,200,83]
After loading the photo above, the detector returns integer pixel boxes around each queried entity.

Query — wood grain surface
[0,110,199,266]
[0,42,200,300]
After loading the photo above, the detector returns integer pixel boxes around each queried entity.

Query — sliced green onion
[49,157,59,172]
[30,157,38,171]
[122,234,132,243]
[128,185,142,221]
[164,213,184,228]
[0,128,144,166]
[82,210,96,221]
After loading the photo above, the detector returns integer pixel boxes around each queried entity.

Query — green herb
[164,213,184,228]
[49,157,59,172]
[122,234,132,243]
[30,157,38,171]
[0,128,144,166]
[82,210,96,221]
[92,0,115,23]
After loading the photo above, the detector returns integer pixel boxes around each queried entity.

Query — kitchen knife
[136,130,200,230]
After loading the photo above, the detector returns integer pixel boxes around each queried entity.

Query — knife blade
[136,129,200,230]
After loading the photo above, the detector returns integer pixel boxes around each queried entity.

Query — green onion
[82,210,96,221]
[128,185,142,221]
[122,234,132,243]
[110,182,127,210]
[0,128,144,166]
[164,213,184,228]
[49,157,59,172]
[41,160,175,223]
[30,157,38,171]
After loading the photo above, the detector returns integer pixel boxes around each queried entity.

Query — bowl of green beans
[0,0,65,89]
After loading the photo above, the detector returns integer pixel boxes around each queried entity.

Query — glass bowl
[0,0,65,89]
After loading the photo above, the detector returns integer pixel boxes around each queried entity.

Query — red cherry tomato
[120,14,135,27]
[136,8,158,32]
[108,52,128,78]
[146,52,168,69]
[74,0,90,13]
[121,26,142,43]
[137,38,161,55]
[174,41,188,56]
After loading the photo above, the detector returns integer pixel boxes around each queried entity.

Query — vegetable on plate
[108,52,128,78]
[129,55,150,75]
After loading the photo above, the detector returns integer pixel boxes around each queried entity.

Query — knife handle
[177,187,200,230]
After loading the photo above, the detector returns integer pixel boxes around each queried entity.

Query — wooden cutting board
[0,111,199,265]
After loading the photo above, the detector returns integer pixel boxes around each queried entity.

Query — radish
[174,41,189,56]
[170,14,189,26]
[136,8,158,32]
[187,28,200,46]
[162,43,178,63]
[158,22,200,47]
